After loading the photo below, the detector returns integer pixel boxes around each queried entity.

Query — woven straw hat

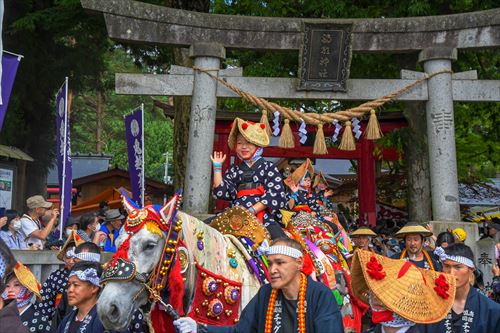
[12,262,41,300]
[394,222,433,238]
[351,226,377,237]
[57,230,85,261]
[284,158,314,187]
[312,172,328,189]
[351,250,455,324]
[228,118,270,150]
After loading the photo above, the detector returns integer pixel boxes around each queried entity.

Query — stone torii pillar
[184,43,225,214]
[419,48,460,221]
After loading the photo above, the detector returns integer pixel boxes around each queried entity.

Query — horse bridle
[101,217,184,305]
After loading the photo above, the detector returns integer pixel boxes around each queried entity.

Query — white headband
[258,241,303,259]
[69,268,101,287]
[434,247,474,268]
[73,252,101,263]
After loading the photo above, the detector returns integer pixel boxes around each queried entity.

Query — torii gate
[82,0,500,225]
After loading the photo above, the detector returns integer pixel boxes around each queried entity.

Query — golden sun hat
[351,250,455,324]
[11,262,42,300]
[394,222,433,238]
[57,230,85,261]
[228,118,270,150]
[284,158,314,187]
[350,226,377,237]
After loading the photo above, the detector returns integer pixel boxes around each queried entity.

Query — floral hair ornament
[434,274,450,299]
[69,268,101,287]
[366,255,386,280]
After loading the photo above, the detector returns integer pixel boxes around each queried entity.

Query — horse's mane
[0,238,17,293]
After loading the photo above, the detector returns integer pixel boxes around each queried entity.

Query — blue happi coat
[420,286,500,333]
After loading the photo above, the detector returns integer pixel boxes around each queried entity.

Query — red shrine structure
[159,104,407,227]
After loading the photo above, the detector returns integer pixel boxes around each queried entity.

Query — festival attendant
[421,243,500,332]
[36,231,84,320]
[391,222,441,271]
[173,238,344,333]
[350,226,378,253]
[211,118,287,239]
[312,172,335,211]
[284,159,322,218]
[2,261,51,332]
[351,250,455,333]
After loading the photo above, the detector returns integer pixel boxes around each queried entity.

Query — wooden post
[358,139,377,227]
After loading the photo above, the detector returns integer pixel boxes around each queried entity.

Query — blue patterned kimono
[36,268,69,318]
[213,158,287,238]
[420,286,500,333]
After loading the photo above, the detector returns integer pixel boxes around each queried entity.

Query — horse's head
[98,190,182,331]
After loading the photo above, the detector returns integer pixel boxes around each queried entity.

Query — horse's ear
[159,189,182,225]
[119,187,140,213]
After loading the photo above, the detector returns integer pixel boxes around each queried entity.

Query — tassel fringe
[260,109,272,137]
[313,123,328,155]
[365,109,383,140]
[279,119,295,148]
[339,121,356,151]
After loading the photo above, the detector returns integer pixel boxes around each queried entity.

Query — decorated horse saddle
[210,206,270,250]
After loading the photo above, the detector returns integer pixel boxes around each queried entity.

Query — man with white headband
[422,243,500,332]
[174,238,344,333]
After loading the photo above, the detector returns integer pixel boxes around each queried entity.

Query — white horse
[97,192,261,331]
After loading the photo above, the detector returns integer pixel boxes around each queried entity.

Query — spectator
[46,216,80,250]
[0,210,28,250]
[19,196,59,249]
[436,231,455,248]
[77,213,106,246]
[100,209,124,253]
[36,232,84,321]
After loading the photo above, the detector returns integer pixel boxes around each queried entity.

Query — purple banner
[124,105,144,207]
[0,52,22,131]
[55,78,72,237]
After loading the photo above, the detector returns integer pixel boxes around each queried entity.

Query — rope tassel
[313,123,328,155]
[260,109,272,137]
[279,119,295,148]
[339,121,356,151]
[365,109,383,140]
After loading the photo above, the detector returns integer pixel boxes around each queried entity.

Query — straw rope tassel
[365,109,383,140]
[313,123,328,155]
[279,119,295,148]
[260,109,272,137]
[339,121,356,151]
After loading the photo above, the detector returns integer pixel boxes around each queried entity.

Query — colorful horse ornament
[97,191,262,333]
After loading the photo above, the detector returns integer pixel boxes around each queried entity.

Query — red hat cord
[434,274,450,299]
[366,256,386,280]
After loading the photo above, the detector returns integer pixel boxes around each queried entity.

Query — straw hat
[57,230,85,261]
[312,172,328,189]
[350,226,377,237]
[228,118,270,150]
[394,222,433,238]
[11,262,41,300]
[284,158,314,187]
[351,250,455,324]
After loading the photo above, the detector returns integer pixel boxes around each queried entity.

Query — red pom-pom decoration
[434,274,450,299]
[260,124,266,129]
[242,123,248,130]
[366,256,386,280]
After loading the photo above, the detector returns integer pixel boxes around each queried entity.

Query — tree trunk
[165,0,210,190]
[96,90,103,153]
[403,102,432,222]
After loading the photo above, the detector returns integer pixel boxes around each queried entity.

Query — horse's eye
[143,242,157,251]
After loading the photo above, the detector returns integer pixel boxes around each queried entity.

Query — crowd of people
[1,116,500,333]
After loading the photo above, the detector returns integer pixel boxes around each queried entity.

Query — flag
[124,105,145,207]
[0,52,22,131]
[55,77,72,239]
